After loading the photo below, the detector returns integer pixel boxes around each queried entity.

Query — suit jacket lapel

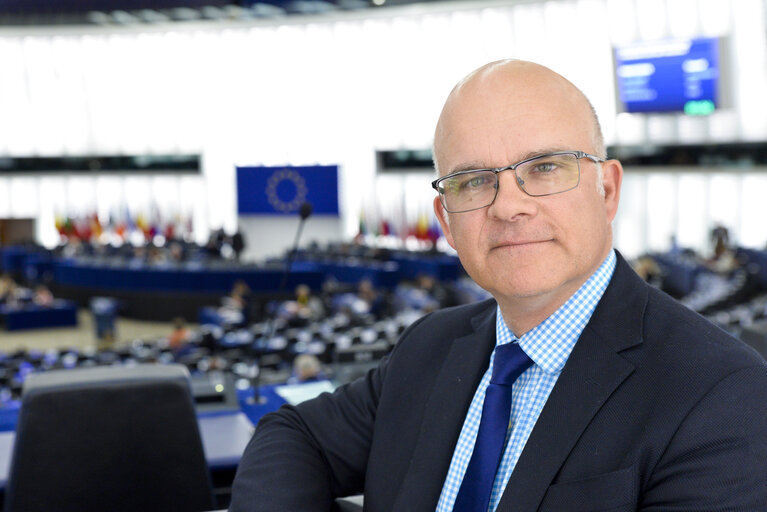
[391,302,498,512]
[497,253,647,512]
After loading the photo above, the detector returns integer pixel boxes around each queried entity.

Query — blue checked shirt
[436,250,616,512]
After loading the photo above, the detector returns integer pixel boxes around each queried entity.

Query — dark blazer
[231,253,767,511]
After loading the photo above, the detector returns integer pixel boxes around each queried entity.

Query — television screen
[614,37,721,115]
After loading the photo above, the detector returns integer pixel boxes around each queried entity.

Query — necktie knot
[490,342,533,386]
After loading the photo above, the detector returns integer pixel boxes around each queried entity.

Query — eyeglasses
[431,150,604,213]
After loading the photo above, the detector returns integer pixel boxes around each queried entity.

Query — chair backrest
[5,364,215,512]
[333,496,364,512]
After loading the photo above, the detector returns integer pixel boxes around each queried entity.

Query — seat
[333,496,364,512]
[4,364,215,512]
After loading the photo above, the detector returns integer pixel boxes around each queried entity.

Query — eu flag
[237,165,339,216]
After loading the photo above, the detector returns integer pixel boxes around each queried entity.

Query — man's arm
[640,365,767,510]
[228,336,398,512]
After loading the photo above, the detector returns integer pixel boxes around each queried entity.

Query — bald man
[231,61,767,512]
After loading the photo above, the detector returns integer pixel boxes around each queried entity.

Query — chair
[333,496,364,512]
[4,364,215,512]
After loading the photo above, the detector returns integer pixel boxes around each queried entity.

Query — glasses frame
[431,150,605,213]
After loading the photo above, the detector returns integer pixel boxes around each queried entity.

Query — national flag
[416,211,429,240]
[357,209,367,237]
[54,214,66,236]
[90,213,103,239]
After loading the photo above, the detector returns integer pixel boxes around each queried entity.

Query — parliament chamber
[1,0,767,509]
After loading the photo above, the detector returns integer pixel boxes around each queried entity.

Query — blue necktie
[453,342,533,512]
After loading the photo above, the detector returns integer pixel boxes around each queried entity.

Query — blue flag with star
[237,165,339,216]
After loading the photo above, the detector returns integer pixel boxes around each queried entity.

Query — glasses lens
[516,153,580,196]
[439,170,497,212]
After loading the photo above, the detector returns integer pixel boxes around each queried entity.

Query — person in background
[0,274,17,305]
[279,284,326,325]
[219,280,252,327]
[416,274,459,310]
[355,279,389,319]
[232,229,246,262]
[289,354,325,384]
[706,223,739,274]
[231,60,767,511]
[632,255,663,288]
[168,317,190,351]
[32,284,54,307]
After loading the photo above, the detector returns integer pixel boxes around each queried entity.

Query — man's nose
[486,170,538,221]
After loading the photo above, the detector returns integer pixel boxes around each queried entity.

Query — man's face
[433,63,621,319]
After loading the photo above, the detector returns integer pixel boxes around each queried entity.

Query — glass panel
[676,173,709,253]
[739,173,767,248]
[646,173,677,252]
[708,173,741,253]
[613,172,648,259]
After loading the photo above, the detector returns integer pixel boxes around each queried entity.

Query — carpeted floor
[0,309,178,353]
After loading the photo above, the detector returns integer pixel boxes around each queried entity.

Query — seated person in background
[128,245,147,267]
[632,255,663,288]
[147,246,167,265]
[355,279,390,319]
[278,284,326,325]
[61,238,84,258]
[328,280,387,324]
[288,354,326,384]
[168,317,190,351]
[706,224,739,274]
[295,284,325,320]
[393,279,440,313]
[167,240,185,263]
[0,274,17,305]
[219,280,252,326]
[32,284,54,307]
[416,274,460,310]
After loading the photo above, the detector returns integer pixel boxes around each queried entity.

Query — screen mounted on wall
[614,37,722,115]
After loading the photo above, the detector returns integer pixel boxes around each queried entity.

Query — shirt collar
[495,250,617,374]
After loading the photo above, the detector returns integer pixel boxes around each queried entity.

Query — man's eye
[465,176,487,188]
[445,173,492,194]
[531,162,557,174]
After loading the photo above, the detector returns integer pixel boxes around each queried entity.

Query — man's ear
[433,196,457,250]
[601,159,623,223]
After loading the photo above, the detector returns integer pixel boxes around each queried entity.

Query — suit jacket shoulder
[501,253,767,512]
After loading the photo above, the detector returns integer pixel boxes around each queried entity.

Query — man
[230,60,767,511]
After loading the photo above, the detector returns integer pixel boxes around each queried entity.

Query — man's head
[432,59,622,334]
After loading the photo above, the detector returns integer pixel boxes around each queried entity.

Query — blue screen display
[615,37,720,114]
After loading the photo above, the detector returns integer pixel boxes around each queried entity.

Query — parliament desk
[53,260,326,294]
[0,302,78,331]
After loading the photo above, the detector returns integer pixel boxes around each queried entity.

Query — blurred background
[0,0,764,259]
[0,1,767,507]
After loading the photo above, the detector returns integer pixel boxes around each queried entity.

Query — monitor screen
[614,37,721,115]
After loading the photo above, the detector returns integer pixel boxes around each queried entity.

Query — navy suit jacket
[231,253,767,511]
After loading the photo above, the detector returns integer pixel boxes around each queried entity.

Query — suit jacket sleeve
[229,313,433,512]
[639,364,767,510]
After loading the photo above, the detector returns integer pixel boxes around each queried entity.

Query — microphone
[299,202,313,221]
[249,201,313,404]
[281,201,312,289]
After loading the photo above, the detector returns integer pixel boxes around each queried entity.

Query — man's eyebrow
[446,148,571,174]
[447,162,490,174]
